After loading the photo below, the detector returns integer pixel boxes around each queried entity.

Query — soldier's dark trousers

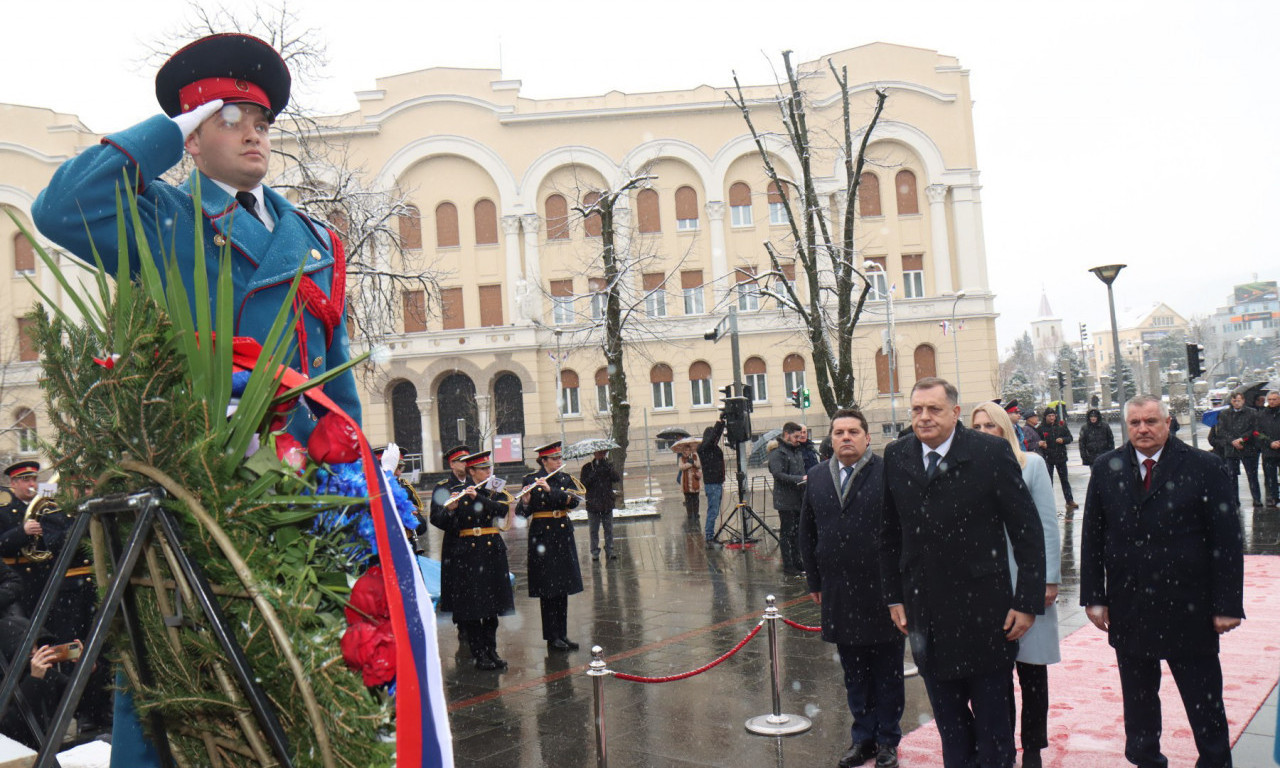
[461,616,499,660]
[539,595,569,641]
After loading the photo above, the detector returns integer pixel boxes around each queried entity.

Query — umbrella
[747,428,784,466]
[1201,405,1228,427]
[669,436,701,453]
[1233,380,1271,404]
[656,428,691,441]
[561,437,620,460]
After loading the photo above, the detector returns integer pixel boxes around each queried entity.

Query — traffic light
[1056,370,1066,390]
[1186,342,1205,378]
[801,388,811,408]
[1079,322,1089,343]
[790,388,802,409]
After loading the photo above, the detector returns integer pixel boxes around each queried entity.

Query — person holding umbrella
[674,438,703,523]
[580,450,621,561]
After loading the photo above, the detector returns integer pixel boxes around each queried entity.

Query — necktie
[1142,458,1156,491]
[926,451,941,481]
[235,191,264,225]
[840,467,852,494]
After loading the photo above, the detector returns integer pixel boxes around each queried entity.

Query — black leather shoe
[488,650,508,670]
[838,741,876,768]
[560,637,580,650]
[875,744,899,768]
[474,655,500,670]
[547,638,571,651]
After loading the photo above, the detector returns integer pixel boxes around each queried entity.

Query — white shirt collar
[210,179,273,231]
[922,428,956,468]
[1134,445,1164,465]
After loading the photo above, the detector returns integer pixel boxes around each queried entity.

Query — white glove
[172,99,225,139]
[381,443,401,474]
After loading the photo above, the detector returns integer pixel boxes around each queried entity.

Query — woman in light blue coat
[971,402,1060,768]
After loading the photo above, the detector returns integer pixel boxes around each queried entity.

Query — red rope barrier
[781,616,821,632]
[612,621,765,683]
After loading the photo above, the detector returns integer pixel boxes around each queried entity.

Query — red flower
[274,433,307,472]
[307,413,360,464]
[344,566,389,626]
[340,621,397,686]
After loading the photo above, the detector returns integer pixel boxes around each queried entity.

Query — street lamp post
[1089,264,1128,407]
[864,261,897,429]
[947,290,967,403]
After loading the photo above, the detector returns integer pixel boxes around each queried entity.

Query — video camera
[718,384,753,444]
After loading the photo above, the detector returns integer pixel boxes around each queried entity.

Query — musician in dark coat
[1081,395,1244,768]
[518,442,583,651]
[429,445,471,642]
[436,452,515,671]
[799,409,904,768]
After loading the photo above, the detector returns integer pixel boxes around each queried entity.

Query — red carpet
[897,555,1280,766]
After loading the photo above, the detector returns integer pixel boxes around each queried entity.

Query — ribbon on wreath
[230,336,452,768]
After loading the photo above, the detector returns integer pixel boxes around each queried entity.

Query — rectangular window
[769,202,787,226]
[730,205,753,227]
[681,270,704,315]
[676,217,699,231]
[736,283,760,312]
[551,279,574,325]
[691,378,712,407]
[17,317,37,362]
[13,236,35,275]
[17,427,37,454]
[403,289,427,333]
[596,383,610,413]
[589,277,607,321]
[746,372,768,402]
[478,284,503,327]
[903,271,924,298]
[643,272,667,318]
[440,287,464,330]
[784,370,806,396]
[652,381,674,409]
[560,386,580,416]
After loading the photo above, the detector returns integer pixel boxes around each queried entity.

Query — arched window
[914,344,937,381]
[559,368,581,416]
[636,188,661,233]
[14,407,37,454]
[674,186,699,231]
[435,202,459,248]
[767,181,788,225]
[474,199,498,245]
[783,353,806,396]
[858,173,882,217]
[595,367,611,413]
[650,364,674,409]
[399,204,422,250]
[895,170,919,215]
[875,349,897,394]
[729,182,752,227]
[12,233,35,274]
[744,356,767,402]
[545,194,570,240]
[582,191,602,238]
[689,361,713,407]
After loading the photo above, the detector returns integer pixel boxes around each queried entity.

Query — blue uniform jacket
[32,115,360,436]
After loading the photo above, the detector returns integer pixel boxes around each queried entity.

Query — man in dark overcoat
[1081,394,1244,768]
[518,442,583,651]
[799,409,903,768]
[1036,409,1076,511]
[880,378,1045,768]
[579,450,621,561]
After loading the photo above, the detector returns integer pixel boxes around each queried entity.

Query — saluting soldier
[518,442,584,651]
[429,445,471,643]
[436,451,515,671]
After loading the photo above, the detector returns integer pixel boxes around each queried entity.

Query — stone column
[705,201,729,304]
[950,184,987,292]
[417,396,437,470]
[521,214,543,323]
[502,215,525,324]
[925,184,954,295]
[475,395,492,447]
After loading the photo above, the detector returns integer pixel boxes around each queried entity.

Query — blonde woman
[970,402,1061,768]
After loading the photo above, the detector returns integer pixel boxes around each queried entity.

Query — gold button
[312,356,323,368]
[214,234,227,246]
[310,249,322,261]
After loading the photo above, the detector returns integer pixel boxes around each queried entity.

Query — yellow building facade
[1,42,1001,471]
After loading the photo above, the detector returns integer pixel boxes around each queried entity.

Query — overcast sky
[6,0,1276,354]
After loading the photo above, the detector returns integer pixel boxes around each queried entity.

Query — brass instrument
[20,494,59,564]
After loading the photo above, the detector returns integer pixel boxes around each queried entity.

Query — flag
[939,320,951,336]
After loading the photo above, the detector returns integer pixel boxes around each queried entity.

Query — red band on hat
[178,77,271,114]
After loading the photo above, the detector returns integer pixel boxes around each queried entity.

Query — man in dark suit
[880,377,1045,768]
[1081,394,1244,768]
[800,409,904,768]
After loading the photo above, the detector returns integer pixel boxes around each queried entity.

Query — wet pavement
[429,443,1280,767]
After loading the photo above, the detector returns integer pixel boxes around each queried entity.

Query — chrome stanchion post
[588,645,610,768]
[745,595,811,735]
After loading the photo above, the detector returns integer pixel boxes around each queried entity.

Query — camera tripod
[713,443,777,549]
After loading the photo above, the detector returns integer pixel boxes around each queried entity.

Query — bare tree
[146,1,446,365]
[728,52,887,417]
